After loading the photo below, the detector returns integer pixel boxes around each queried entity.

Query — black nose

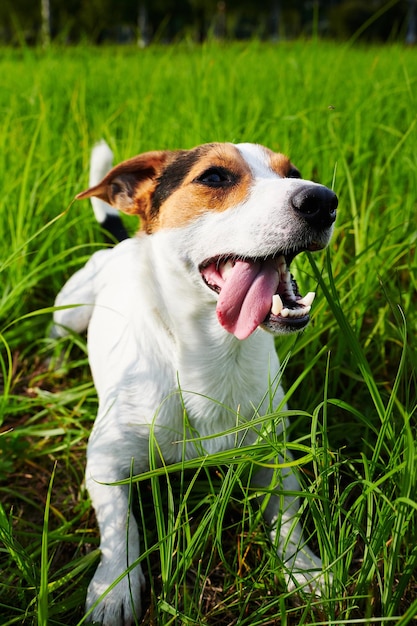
[290,185,338,228]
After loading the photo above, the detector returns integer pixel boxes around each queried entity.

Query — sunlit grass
[0,39,416,624]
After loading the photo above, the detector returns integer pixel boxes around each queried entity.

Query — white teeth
[297,292,316,307]
[280,305,311,319]
[220,260,234,280]
[271,294,283,316]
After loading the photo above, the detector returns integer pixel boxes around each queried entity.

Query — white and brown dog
[53,140,337,625]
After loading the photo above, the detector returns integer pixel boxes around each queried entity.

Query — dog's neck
[137,234,281,421]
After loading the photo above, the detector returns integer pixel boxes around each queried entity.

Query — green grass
[0,39,416,625]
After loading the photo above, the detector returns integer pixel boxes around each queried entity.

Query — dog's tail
[88,140,129,242]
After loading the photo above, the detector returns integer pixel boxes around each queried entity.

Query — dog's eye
[287,167,301,179]
[195,167,235,187]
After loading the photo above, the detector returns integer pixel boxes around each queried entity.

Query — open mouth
[199,252,315,340]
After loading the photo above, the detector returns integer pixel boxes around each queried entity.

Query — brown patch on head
[263,147,302,179]
[75,143,253,233]
[154,143,253,230]
[75,142,300,234]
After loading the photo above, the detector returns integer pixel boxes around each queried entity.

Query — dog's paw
[86,562,146,626]
[285,554,332,597]
[284,549,332,597]
[286,568,332,597]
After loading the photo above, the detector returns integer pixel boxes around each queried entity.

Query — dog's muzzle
[200,184,338,340]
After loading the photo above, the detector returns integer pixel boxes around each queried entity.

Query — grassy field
[0,39,416,625]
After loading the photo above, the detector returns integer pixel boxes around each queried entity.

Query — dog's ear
[76,151,171,228]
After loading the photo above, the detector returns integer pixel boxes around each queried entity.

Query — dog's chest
[147,347,283,462]
[173,332,282,437]
[88,239,283,460]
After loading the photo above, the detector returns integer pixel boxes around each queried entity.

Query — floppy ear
[76,151,172,230]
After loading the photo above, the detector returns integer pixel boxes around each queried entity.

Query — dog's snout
[291,185,338,228]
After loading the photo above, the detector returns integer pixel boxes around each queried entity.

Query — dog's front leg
[253,459,327,595]
[85,443,146,626]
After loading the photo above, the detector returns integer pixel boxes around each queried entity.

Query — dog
[52,140,337,625]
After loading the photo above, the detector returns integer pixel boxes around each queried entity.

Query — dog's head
[77,142,337,340]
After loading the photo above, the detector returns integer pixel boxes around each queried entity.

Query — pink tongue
[216,260,279,340]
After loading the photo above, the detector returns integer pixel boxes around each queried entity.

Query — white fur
[53,142,334,625]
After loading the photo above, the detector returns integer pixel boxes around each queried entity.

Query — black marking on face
[151,146,214,218]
